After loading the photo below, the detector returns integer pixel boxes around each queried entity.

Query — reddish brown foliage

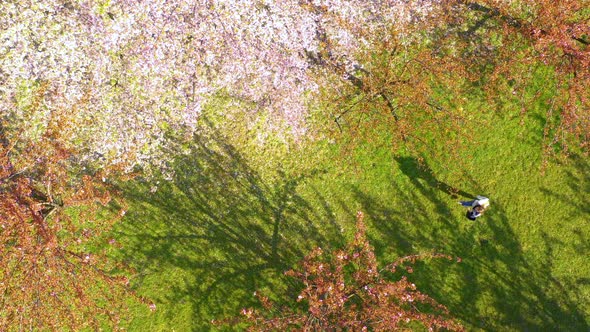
[0,110,133,330]
[242,212,463,331]
[313,0,589,164]
[438,0,590,155]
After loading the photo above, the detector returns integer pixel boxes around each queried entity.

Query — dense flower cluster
[0,0,433,170]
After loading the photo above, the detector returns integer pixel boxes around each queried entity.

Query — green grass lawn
[110,71,590,331]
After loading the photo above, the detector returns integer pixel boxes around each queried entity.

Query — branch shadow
[354,156,589,331]
[113,119,341,330]
[540,153,590,221]
[396,156,476,199]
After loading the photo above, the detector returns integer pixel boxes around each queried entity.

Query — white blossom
[0,0,430,171]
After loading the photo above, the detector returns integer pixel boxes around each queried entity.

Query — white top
[475,195,490,209]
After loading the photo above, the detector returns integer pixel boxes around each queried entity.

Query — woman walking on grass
[460,195,490,220]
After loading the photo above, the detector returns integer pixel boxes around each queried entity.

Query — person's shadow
[395,156,475,199]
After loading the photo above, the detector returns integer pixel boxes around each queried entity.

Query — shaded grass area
[346,89,590,330]
[355,153,590,331]
[112,122,345,331]
[112,80,589,330]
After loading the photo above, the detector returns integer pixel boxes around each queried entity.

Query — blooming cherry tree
[1,0,432,170]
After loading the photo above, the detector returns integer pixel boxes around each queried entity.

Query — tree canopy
[0,0,588,330]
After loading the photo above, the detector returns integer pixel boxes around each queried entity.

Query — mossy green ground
[110,72,590,331]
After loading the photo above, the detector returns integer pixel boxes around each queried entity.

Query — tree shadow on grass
[354,156,589,331]
[540,153,590,220]
[396,156,476,199]
[113,120,341,330]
